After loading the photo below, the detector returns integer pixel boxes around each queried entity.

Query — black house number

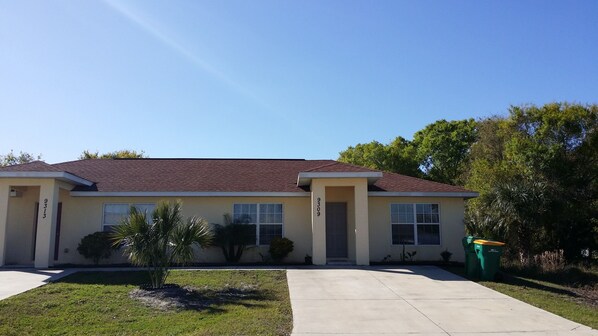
[42,198,48,219]
[316,197,321,216]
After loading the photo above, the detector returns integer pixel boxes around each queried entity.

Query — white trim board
[0,171,94,186]
[70,191,478,198]
[297,171,383,186]
[368,191,479,198]
[70,191,311,197]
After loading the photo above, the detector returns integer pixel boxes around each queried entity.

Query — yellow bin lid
[473,239,505,246]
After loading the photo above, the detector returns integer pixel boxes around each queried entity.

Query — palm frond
[111,200,213,288]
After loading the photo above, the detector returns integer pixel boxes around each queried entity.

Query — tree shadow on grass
[511,266,598,289]
[57,271,149,286]
[129,283,272,313]
[502,273,581,298]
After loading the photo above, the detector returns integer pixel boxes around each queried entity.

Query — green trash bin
[474,239,506,281]
[462,236,480,278]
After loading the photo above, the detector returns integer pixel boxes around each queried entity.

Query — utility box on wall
[9,188,22,197]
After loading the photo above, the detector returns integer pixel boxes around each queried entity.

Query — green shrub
[77,231,115,264]
[440,249,453,263]
[269,237,294,262]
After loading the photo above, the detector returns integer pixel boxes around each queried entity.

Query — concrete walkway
[0,268,74,300]
[287,266,598,336]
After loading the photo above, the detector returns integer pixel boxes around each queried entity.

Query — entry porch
[0,172,93,268]
[302,173,382,266]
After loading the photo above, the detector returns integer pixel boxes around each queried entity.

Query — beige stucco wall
[5,187,39,264]
[1,178,65,267]
[368,197,466,263]
[1,176,469,266]
[55,195,312,264]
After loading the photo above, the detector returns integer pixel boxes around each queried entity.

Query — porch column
[311,180,326,265]
[34,180,59,268]
[354,180,370,265]
[0,183,9,267]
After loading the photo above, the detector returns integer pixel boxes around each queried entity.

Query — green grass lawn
[443,266,598,329]
[0,270,293,336]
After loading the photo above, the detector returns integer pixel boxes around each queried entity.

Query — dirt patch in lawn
[129,283,260,311]
[569,287,598,308]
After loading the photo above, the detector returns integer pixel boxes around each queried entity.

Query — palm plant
[483,178,548,262]
[213,214,256,263]
[112,201,212,289]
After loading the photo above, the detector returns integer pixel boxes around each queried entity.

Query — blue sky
[1,1,597,163]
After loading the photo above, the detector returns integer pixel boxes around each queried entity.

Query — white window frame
[232,203,284,246]
[102,203,156,231]
[390,203,441,246]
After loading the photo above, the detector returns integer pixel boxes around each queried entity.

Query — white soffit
[0,171,94,186]
[368,191,479,198]
[297,171,383,186]
[70,191,311,197]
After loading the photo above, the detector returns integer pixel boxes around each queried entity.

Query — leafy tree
[338,141,388,170]
[466,103,598,261]
[79,149,147,159]
[384,137,421,176]
[112,201,212,289]
[338,137,420,176]
[0,150,41,167]
[465,116,516,239]
[504,103,598,260]
[339,119,477,183]
[213,214,256,263]
[412,119,478,184]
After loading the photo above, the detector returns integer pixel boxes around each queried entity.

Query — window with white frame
[391,203,440,245]
[103,203,155,232]
[233,203,283,245]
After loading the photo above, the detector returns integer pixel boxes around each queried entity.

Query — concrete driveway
[287,266,597,336]
[0,268,73,300]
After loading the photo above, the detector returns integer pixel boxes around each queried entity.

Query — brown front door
[32,202,39,261]
[326,202,348,258]
[54,203,62,261]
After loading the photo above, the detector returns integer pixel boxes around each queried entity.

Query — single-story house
[0,158,477,268]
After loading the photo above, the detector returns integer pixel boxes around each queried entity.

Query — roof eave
[297,171,383,187]
[368,191,479,198]
[0,171,94,187]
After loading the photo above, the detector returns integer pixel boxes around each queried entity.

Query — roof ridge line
[0,160,60,171]
[52,158,93,165]
[4,160,47,167]
[111,158,308,161]
[333,161,381,172]
[303,161,339,172]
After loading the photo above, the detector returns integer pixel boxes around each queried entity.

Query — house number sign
[42,198,48,219]
[316,197,321,216]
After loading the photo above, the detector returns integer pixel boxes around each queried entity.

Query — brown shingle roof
[372,171,472,193]
[0,161,63,172]
[1,158,474,194]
